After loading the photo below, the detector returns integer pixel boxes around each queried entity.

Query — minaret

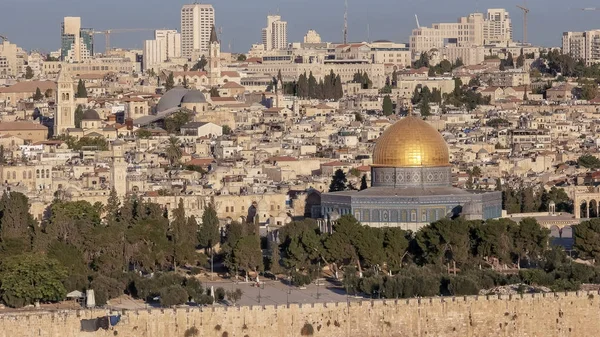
[54,69,76,136]
[208,25,221,86]
[110,140,127,198]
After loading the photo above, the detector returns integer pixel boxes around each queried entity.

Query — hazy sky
[3,0,600,53]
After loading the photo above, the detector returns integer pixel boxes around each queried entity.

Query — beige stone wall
[2,292,600,337]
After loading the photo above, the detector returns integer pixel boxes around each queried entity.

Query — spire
[210,25,219,44]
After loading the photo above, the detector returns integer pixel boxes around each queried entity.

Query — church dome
[372,116,449,168]
[181,90,207,104]
[156,87,189,112]
[82,109,101,120]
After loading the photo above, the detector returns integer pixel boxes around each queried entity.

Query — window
[22,171,26,179]
[225,206,229,212]
[410,210,417,222]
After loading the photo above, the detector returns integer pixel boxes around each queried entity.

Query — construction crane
[0,35,7,43]
[93,28,157,52]
[415,14,421,29]
[580,8,600,11]
[516,4,530,44]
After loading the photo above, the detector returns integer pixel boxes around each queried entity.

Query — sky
[3,0,600,53]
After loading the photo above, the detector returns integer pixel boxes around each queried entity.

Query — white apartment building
[410,13,485,54]
[0,40,23,77]
[410,9,514,58]
[143,39,165,71]
[484,9,512,45]
[262,15,288,50]
[181,3,215,58]
[562,30,600,65]
[155,30,181,60]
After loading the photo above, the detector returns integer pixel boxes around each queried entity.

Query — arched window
[61,93,66,100]
[41,170,45,179]
[12,172,16,180]
[46,169,50,178]
[134,107,139,114]
[22,171,26,179]
[36,169,40,179]
[28,171,32,179]
[225,206,229,212]
[65,93,69,100]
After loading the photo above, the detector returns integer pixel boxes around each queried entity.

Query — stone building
[320,116,502,231]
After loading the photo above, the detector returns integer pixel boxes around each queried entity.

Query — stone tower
[110,140,127,198]
[208,25,221,86]
[54,69,76,136]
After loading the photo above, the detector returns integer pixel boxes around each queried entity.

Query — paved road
[203,279,363,306]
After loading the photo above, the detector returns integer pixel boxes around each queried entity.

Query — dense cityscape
[3,1,600,336]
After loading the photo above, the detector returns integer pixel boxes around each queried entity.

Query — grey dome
[156,87,189,112]
[82,109,101,120]
[181,90,207,104]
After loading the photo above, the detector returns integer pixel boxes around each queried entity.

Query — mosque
[320,116,502,231]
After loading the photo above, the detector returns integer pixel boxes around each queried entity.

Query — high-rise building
[484,9,512,45]
[143,39,165,71]
[155,30,181,60]
[262,15,288,50]
[61,17,94,62]
[562,30,600,66]
[143,30,182,71]
[0,39,20,77]
[181,3,215,58]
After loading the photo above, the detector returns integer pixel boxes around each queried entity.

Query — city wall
[0,291,599,337]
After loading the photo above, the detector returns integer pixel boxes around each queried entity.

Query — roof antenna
[343,0,348,44]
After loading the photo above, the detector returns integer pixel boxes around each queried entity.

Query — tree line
[281,70,344,100]
[0,190,258,308]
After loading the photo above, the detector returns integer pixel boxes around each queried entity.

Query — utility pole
[343,0,348,44]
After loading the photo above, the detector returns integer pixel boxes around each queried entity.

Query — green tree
[198,203,219,252]
[237,54,247,61]
[165,136,182,166]
[171,198,197,271]
[516,54,525,68]
[574,218,600,261]
[165,72,175,91]
[222,125,232,135]
[74,105,84,128]
[329,169,347,192]
[268,240,282,274]
[33,87,43,101]
[226,288,243,305]
[578,154,600,169]
[182,75,189,89]
[360,175,368,191]
[580,79,598,101]
[191,55,207,71]
[105,187,120,226]
[0,192,36,255]
[44,88,53,98]
[278,220,323,270]
[209,87,220,97]
[76,79,88,98]
[0,254,67,308]
[25,66,34,79]
[164,110,192,134]
[136,129,152,139]
[307,71,317,98]
[233,235,264,276]
[297,72,308,98]
[159,285,188,307]
[382,95,394,116]
[511,218,549,267]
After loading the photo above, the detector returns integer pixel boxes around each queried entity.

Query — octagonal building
[320,116,502,231]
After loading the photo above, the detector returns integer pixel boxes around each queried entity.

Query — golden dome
[372,116,450,168]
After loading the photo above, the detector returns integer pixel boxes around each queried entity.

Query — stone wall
[1,291,600,337]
